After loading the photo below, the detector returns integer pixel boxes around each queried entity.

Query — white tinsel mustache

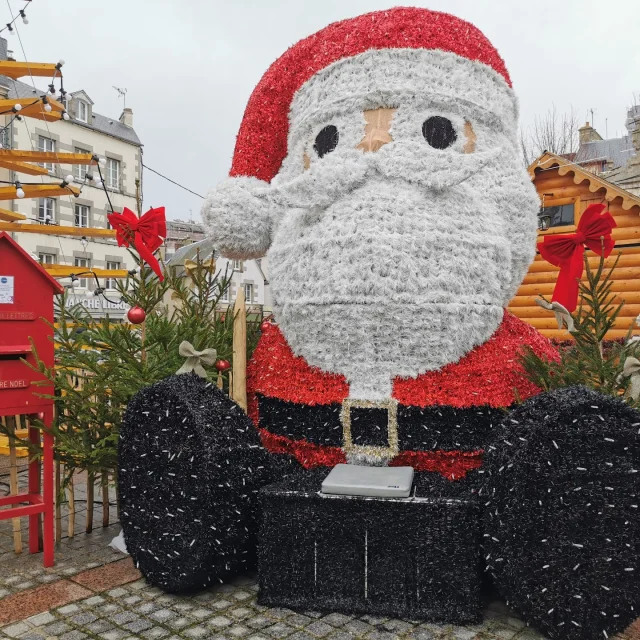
[261,143,502,210]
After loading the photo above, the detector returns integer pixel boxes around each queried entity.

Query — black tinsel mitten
[118,372,298,592]
[482,385,640,640]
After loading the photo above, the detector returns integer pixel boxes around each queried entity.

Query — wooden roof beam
[0,160,50,176]
[0,222,116,238]
[0,61,61,80]
[0,184,80,201]
[0,207,26,222]
[0,150,96,165]
[43,266,128,278]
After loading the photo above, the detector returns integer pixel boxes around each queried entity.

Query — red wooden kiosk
[0,231,63,567]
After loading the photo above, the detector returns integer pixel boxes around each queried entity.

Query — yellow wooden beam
[0,61,60,80]
[43,266,128,278]
[0,160,50,176]
[0,207,26,222]
[0,150,96,165]
[0,222,116,237]
[0,184,79,201]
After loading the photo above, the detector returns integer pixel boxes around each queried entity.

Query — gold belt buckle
[340,398,399,460]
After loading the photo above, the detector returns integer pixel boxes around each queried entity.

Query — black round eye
[314,125,339,158]
[422,116,457,149]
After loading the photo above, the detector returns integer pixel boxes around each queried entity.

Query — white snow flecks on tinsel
[482,385,640,640]
[118,372,295,592]
[202,47,539,400]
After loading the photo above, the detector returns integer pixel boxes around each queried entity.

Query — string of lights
[141,162,204,199]
[0,0,30,36]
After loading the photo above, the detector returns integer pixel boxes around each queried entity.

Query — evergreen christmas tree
[1,254,261,485]
[519,249,640,406]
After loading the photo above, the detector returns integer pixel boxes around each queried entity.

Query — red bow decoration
[538,203,616,312]
[107,207,167,281]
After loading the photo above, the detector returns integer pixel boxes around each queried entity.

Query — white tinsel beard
[267,151,533,400]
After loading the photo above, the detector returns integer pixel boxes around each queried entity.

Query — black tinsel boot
[482,385,640,640]
[118,372,298,593]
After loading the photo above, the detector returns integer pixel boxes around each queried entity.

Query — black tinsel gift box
[258,469,482,623]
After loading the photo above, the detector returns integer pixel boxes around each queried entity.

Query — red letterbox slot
[0,345,32,356]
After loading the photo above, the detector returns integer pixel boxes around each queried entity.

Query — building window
[73,147,89,181]
[105,158,120,190]
[38,197,55,223]
[1,126,10,149]
[232,260,243,271]
[539,204,575,229]
[74,204,89,228]
[74,257,90,289]
[38,136,55,171]
[105,261,119,290]
[76,100,88,123]
[39,253,56,265]
[244,283,254,303]
[220,285,229,302]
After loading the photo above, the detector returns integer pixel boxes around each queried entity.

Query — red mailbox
[0,231,63,567]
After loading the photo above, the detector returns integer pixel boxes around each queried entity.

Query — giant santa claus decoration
[202,7,556,473]
[119,8,640,639]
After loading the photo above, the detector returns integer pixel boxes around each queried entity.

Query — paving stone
[288,633,315,640]
[322,613,354,628]
[42,621,73,635]
[140,628,171,639]
[122,618,154,633]
[135,602,161,614]
[248,615,278,630]
[266,622,296,638]
[327,632,357,640]
[211,598,234,610]
[0,588,9,598]
[86,620,115,633]
[60,632,90,640]
[267,608,296,620]
[71,612,99,625]
[183,626,211,638]
[82,595,106,606]
[409,631,438,640]
[57,603,82,614]
[451,628,478,639]
[490,626,520,639]
[123,595,142,605]
[382,620,415,633]
[344,619,374,635]
[100,630,128,640]
[207,615,233,629]
[228,624,252,637]
[231,606,255,620]
[233,590,253,601]
[191,607,214,620]
[287,613,314,628]
[1,621,31,638]
[303,611,324,619]
[247,636,271,640]
[166,616,192,630]
[149,609,177,622]
[365,631,400,640]
[25,611,56,626]
[306,620,335,637]
[112,611,138,625]
[18,633,49,640]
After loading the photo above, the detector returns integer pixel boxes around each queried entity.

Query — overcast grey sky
[8,0,640,221]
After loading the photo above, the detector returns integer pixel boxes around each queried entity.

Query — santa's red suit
[247,311,557,480]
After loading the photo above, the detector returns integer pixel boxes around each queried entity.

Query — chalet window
[539,204,574,229]
[75,204,90,228]
[105,261,119,290]
[38,136,55,171]
[221,286,229,302]
[76,100,88,123]
[232,260,243,271]
[244,283,254,303]
[74,257,90,289]
[39,253,56,265]
[105,158,120,190]
[1,126,10,149]
[38,197,55,223]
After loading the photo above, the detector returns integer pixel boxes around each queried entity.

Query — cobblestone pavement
[1,572,545,640]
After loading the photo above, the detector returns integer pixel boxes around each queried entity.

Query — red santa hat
[230,7,513,183]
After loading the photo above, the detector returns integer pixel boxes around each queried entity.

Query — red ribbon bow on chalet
[538,203,616,312]
[107,207,167,281]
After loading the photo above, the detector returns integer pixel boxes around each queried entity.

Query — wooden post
[86,473,94,533]
[232,288,247,411]
[101,471,109,528]
[217,372,223,390]
[4,416,23,554]
[67,474,75,538]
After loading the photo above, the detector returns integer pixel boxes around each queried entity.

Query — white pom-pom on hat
[201,176,276,260]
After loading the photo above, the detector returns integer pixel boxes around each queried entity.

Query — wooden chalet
[509,152,640,340]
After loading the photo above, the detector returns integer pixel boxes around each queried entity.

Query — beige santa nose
[356,108,396,153]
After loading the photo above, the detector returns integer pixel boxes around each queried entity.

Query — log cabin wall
[508,152,640,340]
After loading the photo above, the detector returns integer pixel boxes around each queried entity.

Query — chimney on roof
[0,37,7,61]
[119,107,133,128]
[579,122,603,145]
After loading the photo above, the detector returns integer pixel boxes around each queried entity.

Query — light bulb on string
[42,97,52,113]
[65,174,74,184]
[62,111,70,121]
[15,181,24,198]
[19,10,28,24]
[6,24,14,35]
[13,103,22,112]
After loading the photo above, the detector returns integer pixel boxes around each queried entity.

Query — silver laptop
[321,464,414,498]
